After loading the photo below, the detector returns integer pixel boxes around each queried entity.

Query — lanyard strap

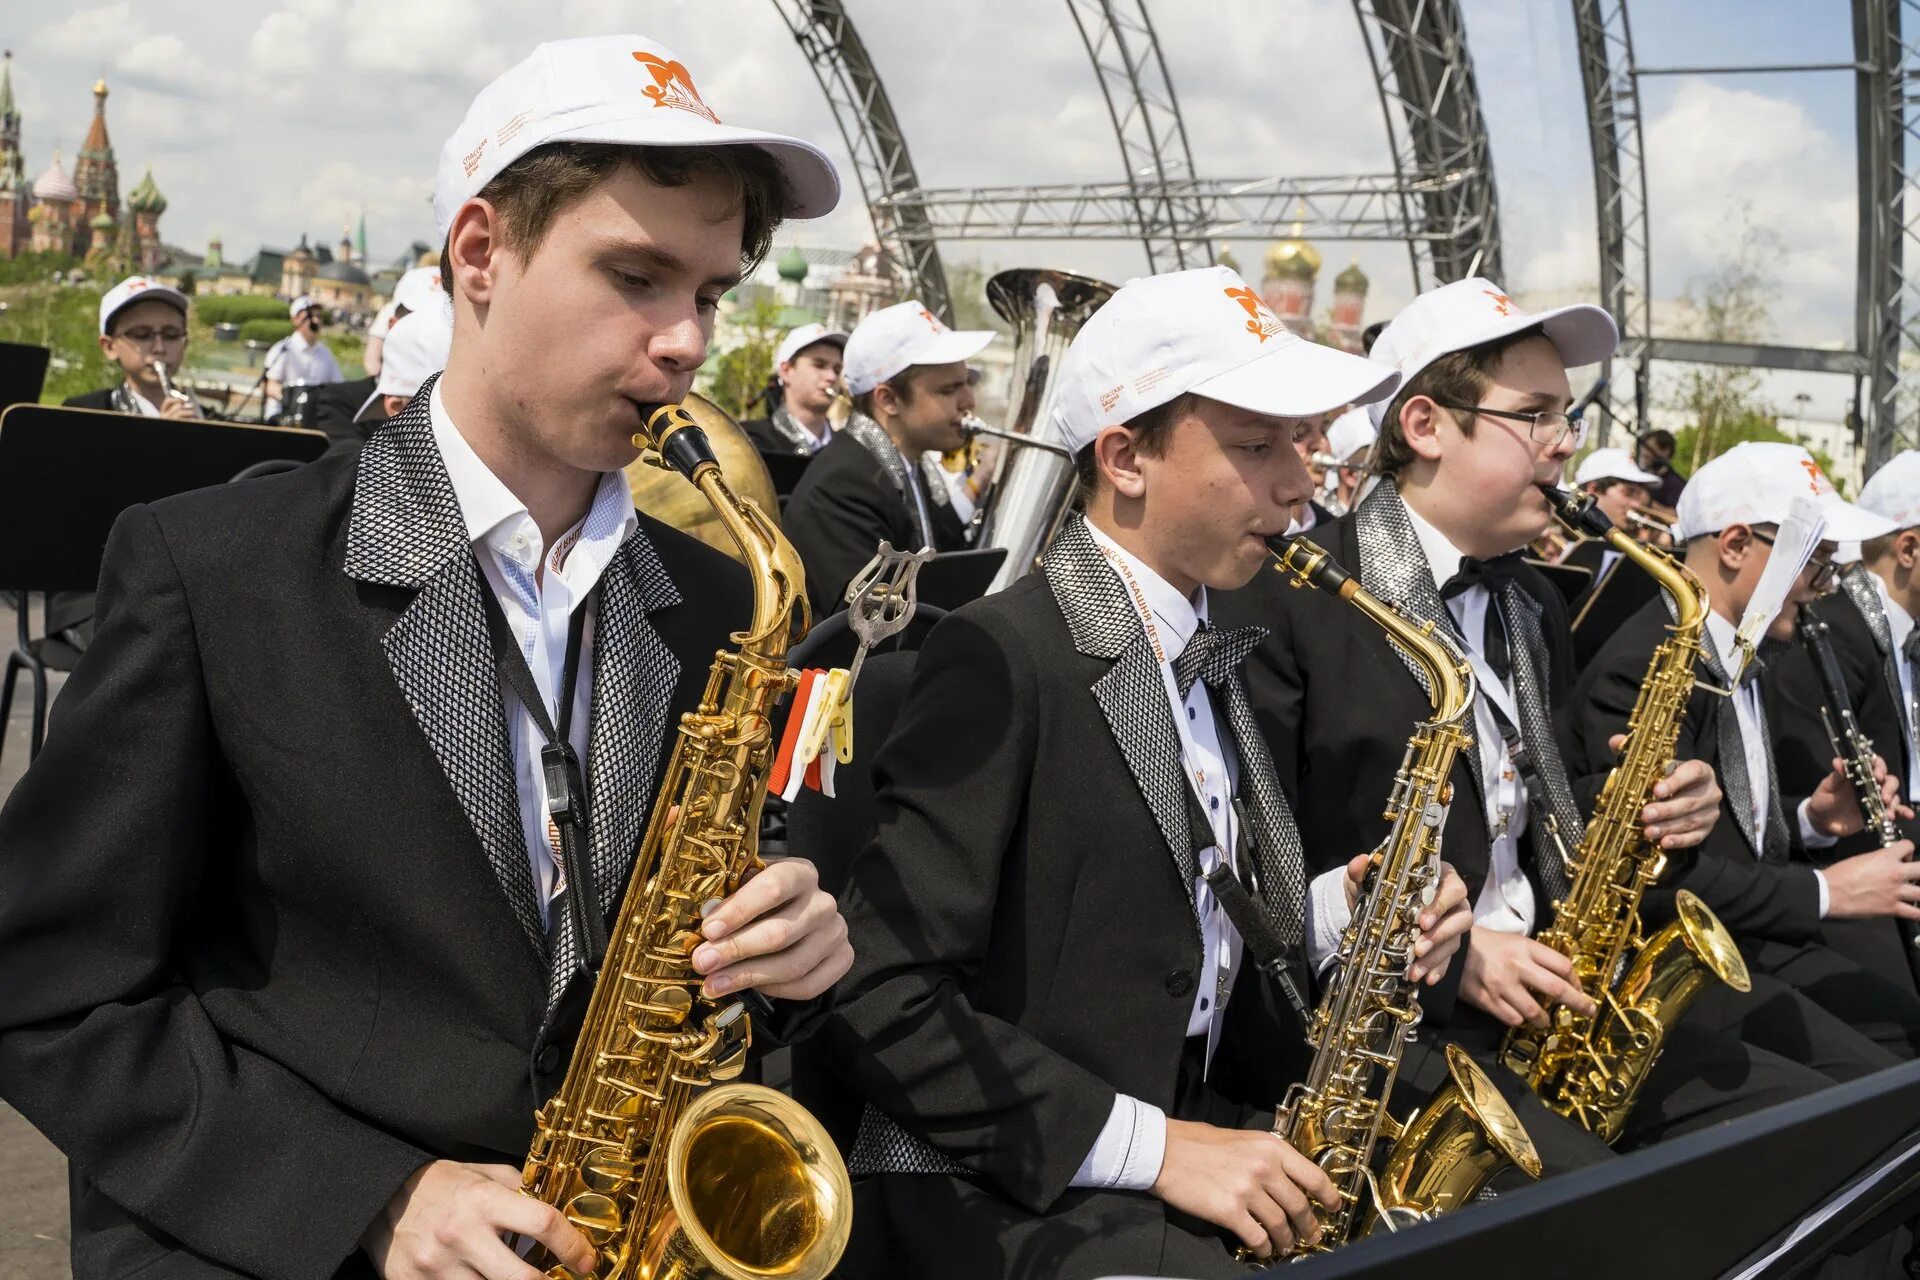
[476,569,607,974]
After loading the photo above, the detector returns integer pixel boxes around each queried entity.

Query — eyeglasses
[1432,400,1587,451]
[1750,529,1839,592]
[115,326,187,346]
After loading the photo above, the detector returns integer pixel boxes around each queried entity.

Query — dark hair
[1361,319,1388,355]
[852,366,924,420]
[1070,392,1201,501]
[1861,529,1914,562]
[1374,323,1547,474]
[1641,428,1677,452]
[440,141,787,298]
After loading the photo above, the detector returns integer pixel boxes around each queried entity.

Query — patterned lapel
[1695,614,1790,862]
[1043,514,1199,911]
[1499,583,1579,901]
[1352,481,1487,805]
[343,379,545,958]
[1840,563,1905,735]
[544,529,683,1011]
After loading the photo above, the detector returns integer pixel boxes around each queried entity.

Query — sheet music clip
[842,541,935,694]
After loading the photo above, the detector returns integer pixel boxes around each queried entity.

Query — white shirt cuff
[1797,798,1840,850]
[1306,863,1355,976]
[1069,1093,1168,1192]
[1812,867,1831,919]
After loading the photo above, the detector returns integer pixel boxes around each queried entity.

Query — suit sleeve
[820,607,1116,1215]
[0,505,430,1280]
[1570,641,1822,943]
[786,466,901,618]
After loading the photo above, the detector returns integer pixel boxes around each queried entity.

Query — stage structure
[772,0,1504,318]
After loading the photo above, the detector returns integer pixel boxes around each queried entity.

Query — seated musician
[0,36,851,1277]
[66,274,205,420]
[309,265,445,452]
[818,265,1475,1278]
[1569,442,1920,1069]
[783,300,988,614]
[1216,279,1834,1173]
[1770,450,1920,999]
[1561,446,1662,577]
[1320,404,1374,516]
[741,320,846,456]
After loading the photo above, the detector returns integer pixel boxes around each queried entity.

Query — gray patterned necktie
[1172,621,1265,699]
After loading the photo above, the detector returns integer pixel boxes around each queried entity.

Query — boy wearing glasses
[1218,281,1837,1164]
[67,275,204,420]
[1570,441,1920,1065]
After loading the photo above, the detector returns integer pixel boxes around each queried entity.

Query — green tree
[704,297,783,419]
[0,280,116,402]
[947,258,1009,335]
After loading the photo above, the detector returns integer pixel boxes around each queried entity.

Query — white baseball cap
[1051,265,1400,455]
[99,275,189,336]
[288,295,320,320]
[1326,405,1376,462]
[391,266,445,318]
[433,35,840,236]
[1857,451,1920,533]
[359,308,455,421]
[1674,441,1894,543]
[775,322,848,372]
[1573,446,1660,488]
[1367,277,1619,430]
[842,301,994,397]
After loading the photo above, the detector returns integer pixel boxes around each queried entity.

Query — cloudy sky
[4,0,1859,407]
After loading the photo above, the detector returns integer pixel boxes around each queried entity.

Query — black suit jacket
[1567,598,1824,944]
[783,431,967,616]
[819,518,1309,1278]
[0,391,816,1279]
[306,375,382,452]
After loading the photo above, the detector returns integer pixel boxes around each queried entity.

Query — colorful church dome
[128,164,167,215]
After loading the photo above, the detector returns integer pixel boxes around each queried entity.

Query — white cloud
[36,2,135,59]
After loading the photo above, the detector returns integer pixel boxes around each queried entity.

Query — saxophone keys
[580,1146,636,1193]
[564,1191,623,1244]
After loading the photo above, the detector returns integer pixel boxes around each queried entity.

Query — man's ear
[1717,524,1754,574]
[1397,397,1446,464]
[1898,527,1920,570]
[1094,426,1147,500]
[446,198,505,307]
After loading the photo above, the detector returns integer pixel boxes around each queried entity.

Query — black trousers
[1691,949,1916,1078]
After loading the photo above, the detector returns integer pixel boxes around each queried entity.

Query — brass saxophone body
[1267,538,1540,1256]
[1499,485,1750,1142]
[519,404,851,1280]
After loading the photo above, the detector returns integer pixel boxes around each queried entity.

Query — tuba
[1500,485,1750,1141]
[1261,538,1539,1257]
[518,404,851,1279]
[971,268,1115,591]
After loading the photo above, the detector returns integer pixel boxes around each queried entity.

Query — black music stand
[0,341,50,410]
[1573,553,1662,668]
[1527,556,1593,606]
[0,404,329,764]
[915,547,1009,611]
[1246,1060,1920,1279]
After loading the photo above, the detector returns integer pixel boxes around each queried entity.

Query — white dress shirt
[120,383,162,417]
[1401,505,1537,936]
[1069,523,1349,1192]
[265,330,344,388]
[1703,612,1834,914]
[1870,572,1920,803]
[430,383,638,921]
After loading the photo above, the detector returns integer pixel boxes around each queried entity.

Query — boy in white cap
[820,265,1476,1275]
[264,294,344,420]
[783,298,992,613]
[66,274,203,419]
[1319,404,1375,516]
[1757,449,1920,1001]
[742,320,846,456]
[0,35,852,1278]
[1562,445,1664,577]
[1571,441,1920,1072]
[310,266,448,449]
[1219,280,1827,1170]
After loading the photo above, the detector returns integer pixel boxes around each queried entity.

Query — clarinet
[1795,606,1920,952]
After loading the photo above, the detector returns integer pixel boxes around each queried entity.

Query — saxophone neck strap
[476,568,608,973]
[1185,786,1310,1022]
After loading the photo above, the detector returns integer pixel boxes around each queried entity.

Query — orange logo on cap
[1484,290,1515,317]
[1224,286,1284,343]
[1802,459,1831,494]
[916,306,945,333]
[632,51,720,124]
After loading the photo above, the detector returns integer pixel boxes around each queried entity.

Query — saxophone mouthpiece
[633,402,719,482]
[1537,483,1614,539]
[1273,535,1355,596]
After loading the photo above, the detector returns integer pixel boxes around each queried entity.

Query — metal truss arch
[1063,0,1213,270]
[1572,0,1653,447]
[1352,0,1505,290]
[1859,0,1919,474]
[770,0,953,320]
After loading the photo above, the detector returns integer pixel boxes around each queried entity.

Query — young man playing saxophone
[0,37,852,1279]
[817,266,1477,1278]
[1215,280,1836,1172]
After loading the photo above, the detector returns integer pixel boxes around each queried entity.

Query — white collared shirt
[430,382,639,922]
[121,382,161,417]
[1871,572,1920,803]
[265,329,343,387]
[1400,504,1537,936]
[1069,522,1348,1193]
[1704,611,1833,913]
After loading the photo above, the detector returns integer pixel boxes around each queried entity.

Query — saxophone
[518,404,851,1280]
[1499,485,1751,1141]
[1265,537,1540,1256]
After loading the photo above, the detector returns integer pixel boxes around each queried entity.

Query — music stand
[0,404,329,763]
[0,341,50,410]
[915,547,1009,611]
[1572,554,1662,668]
[1251,1060,1920,1279]
[759,451,812,500]
[1526,557,1593,606]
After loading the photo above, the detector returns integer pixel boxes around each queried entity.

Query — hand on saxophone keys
[690,856,852,1002]
[1609,736,1724,851]
[1150,1120,1341,1260]
[1461,926,1601,1029]
[360,1159,596,1280]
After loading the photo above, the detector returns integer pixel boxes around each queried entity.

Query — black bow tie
[1172,622,1264,699]
[1440,551,1527,601]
